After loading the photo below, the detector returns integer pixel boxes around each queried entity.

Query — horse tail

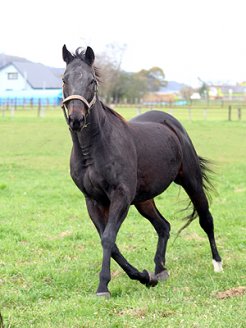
[162,118,216,236]
[198,156,216,200]
[176,156,216,236]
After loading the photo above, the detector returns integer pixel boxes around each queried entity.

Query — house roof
[50,67,64,79]
[10,61,63,89]
[0,53,30,67]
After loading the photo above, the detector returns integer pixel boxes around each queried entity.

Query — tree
[136,67,166,93]
[198,77,209,99]
[180,86,194,102]
[96,43,127,103]
[96,43,166,103]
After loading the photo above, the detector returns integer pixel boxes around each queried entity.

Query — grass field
[0,107,245,327]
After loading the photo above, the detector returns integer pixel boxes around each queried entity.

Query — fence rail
[0,98,61,117]
[0,99,245,121]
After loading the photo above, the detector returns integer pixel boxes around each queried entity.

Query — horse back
[130,110,186,134]
[130,110,201,183]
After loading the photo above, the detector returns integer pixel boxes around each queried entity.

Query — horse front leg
[111,244,157,288]
[96,186,130,297]
[86,198,157,297]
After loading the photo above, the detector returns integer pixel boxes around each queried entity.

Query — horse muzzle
[62,94,97,130]
[68,114,85,131]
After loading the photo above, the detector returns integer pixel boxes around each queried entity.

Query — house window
[8,72,18,80]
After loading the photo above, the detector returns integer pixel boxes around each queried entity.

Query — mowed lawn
[0,108,245,327]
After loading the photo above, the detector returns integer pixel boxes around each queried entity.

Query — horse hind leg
[135,199,170,282]
[177,174,223,272]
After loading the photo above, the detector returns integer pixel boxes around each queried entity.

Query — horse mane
[100,101,126,122]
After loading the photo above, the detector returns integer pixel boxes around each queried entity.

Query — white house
[0,61,63,91]
[0,63,29,91]
[0,60,64,105]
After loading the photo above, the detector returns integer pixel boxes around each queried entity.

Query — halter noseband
[61,83,98,125]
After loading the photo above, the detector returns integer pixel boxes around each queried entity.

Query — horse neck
[71,99,107,154]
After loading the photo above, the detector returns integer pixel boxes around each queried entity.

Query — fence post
[168,108,174,116]
[2,105,6,117]
[6,98,9,113]
[10,99,15,117]
[228,105,232,121]
[237,107,241,121]
[37,98,41,117]
[203,108,207,120]
[136,105,142,115]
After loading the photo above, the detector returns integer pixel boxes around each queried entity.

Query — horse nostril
[69,117,84,131]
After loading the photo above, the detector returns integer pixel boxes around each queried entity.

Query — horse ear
[85,46,95,66]
[62,44,73,64]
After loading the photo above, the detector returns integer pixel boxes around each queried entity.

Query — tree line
[94,44,210,104]
[95,44,166,104]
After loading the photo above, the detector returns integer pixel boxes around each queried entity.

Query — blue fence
[0,89,62,107]
[0,97,61,106]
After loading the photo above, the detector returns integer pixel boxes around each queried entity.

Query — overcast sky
[1,0,246,86]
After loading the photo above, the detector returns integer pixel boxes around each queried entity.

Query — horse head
[62,45,98,131]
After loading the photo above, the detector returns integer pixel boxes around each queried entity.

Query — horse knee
[101,236,114,250]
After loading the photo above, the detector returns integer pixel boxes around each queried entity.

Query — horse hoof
[145,271,158,288]
[156,270,169,282]
[212,260,223,272]
[96,292,111,298]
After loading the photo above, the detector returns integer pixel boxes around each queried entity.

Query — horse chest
[71,164,107,202]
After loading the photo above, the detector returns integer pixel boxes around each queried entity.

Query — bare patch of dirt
[184,232,206,242]
[122,244,137,252]
[111,270,122,278]
[49,230,73,240]
[216,286,246,299]
[59,230,73,238]
[174,286,190,293]
[116,307,148,319]
[116,307,174,319]
[234,187,245,193]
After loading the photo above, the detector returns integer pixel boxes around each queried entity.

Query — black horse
[61,45,222,297]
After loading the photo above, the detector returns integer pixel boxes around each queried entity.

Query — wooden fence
[0,98,244,121]
[0,98,61,117]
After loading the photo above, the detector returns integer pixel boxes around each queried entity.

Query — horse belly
[134,133,182,202]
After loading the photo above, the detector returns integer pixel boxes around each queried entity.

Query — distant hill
[158,80,187,94]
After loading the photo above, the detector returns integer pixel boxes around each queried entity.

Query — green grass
[0,107,245,327]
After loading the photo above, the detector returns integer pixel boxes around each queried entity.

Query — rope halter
[61,81,98,126]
